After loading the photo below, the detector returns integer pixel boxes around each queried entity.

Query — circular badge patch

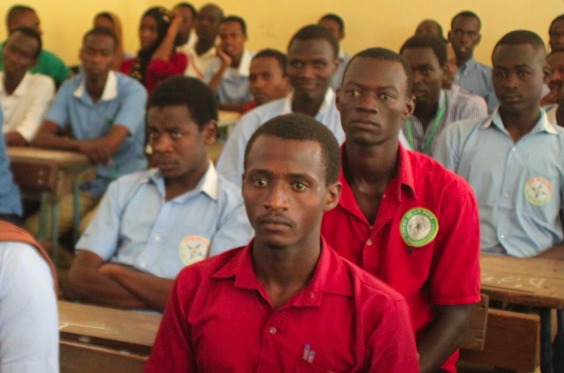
[524,177,553,206]
[179,235,210,266]
[400,208,439,247]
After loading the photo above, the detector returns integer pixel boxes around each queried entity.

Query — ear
[543,64,552,85]
[447,31,453,42]
[402,95,415,119]
[324,181,342,212]
[476,33,482,46]
[335,88,342,109]
[331,58,340,75]
[203,120,218,145]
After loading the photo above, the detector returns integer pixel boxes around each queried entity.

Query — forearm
[417,304,472,373]
[32,127,80,151]
[5,131,28,146]
[106,265,174,312]
[208,63,229,93]
[535,243,564,260]
[152,30,178,62]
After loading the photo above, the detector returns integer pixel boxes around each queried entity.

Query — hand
[168,12,183,36]
[215,45,232,67]
[98,262,123,277]
[77,139,112,165]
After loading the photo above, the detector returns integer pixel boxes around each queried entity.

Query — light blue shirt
[216,89,346,186]
[77,164,253,279]
[0,242,59,373]
[45,71,147,197]
[455,57,499,113]
[0,108,22,215]
[435,109,564,257]
[330,47,351,91]
[204,49,254,105]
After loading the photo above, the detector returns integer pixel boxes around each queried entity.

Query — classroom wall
[1,0,563,67]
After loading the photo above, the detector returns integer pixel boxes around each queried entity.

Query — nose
[355,92,379,113]
[264,183,289,211]
[298,64,315,80]
[151,133,174,153]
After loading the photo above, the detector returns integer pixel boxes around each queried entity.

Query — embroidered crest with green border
[400,208,439,247]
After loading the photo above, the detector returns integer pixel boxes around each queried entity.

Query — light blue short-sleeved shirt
[77,163,253,279]
[0,108,22,215]
[0,242,59,373]
[455,57,499,113]
[216,89,346,186]
[203,49,254,105]
[45,71,148,197]
[330,47,351,91]
[434,109,564,257]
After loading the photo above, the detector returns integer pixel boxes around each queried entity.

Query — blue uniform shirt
[455,57,499,113]
[0,108,22,215]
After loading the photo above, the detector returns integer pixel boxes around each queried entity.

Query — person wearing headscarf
[93,11,130,70]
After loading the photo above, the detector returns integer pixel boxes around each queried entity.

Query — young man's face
[448,16,481,62]
[174,6,195,45]
[80,34,116,78]
[2,31,39,76]
[402,47,445,109]
[443,43,458,89]
[195,5,222,43]
[548,51,564,98]
[549,19,564,51]
[492,44,549,115]
[337,57,414,147]
[287,38,337,101]
[218,21,246,60]
[243,135,339,249]
[318,18,343,42]
[249,56,290,105]
[8,10,41,34]
[148,105,216,184]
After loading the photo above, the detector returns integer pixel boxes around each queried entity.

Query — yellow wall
[1,1,563,66]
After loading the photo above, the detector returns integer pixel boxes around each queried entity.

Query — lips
[258,215,294,229]
[152,158,177,171]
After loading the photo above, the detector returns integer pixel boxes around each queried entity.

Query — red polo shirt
[321,145,481,373]
[145,240,419,373]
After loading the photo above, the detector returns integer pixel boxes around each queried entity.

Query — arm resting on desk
[535,243,564,260]
[417,303,474,373]
[5,131,28,146]
[33,121,130,165]
[98,263,174,312]
[67,250,146,309]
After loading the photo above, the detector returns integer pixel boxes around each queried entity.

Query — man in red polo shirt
[145,113,419,372]
[321,48,481,373]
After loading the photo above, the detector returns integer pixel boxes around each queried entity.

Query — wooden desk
[481,254,564,373]
[58,301,161,372]
[7,147,95,257]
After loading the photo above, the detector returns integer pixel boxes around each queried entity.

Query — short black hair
[9,26,42,58]
[548,47,564,58]
[148,76,218,130]
[6,5,35,28]
[252,49,287,76]
[492,30,546,58]
[549,14,564,33]
[220,15,247,36]
[174,2,197,18]
[83,27,118,51]
[400,34,447,67]
[288,24,339,59]
[451,11,482,30]
[319,13,345,33]
[343,47,413,96]
[94,12,114,26]
[244,113,340,185]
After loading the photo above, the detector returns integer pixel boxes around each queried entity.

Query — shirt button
[140,262,146,268]
[504,193,510,198]
[512,147,516,152]
[155,235,161,241]
[500,235,505,239]
[366,239,373,246]
[269,327,277,335]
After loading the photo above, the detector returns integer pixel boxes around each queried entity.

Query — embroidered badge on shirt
[178,235,210,266]
[524,177,553,206]
[400,208,439,247]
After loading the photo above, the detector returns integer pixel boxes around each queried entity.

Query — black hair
[94,12,114,26]
[252,49,287,76]
[9,26,42,58]
[244,113,340,185]
[288,24,339,59]
[549,15,564,33]
[400,34,447,67]
[82,27,118,51]
[451,10,482,30]
[492,30,546,57]
[221,15,246,36]
[174,2,197,18]
[6,5,35,27]
[319,13,345,33]
[548,47,564,58]
[343,47,413,96]
[416,19,444,40]
[148,76,218,130]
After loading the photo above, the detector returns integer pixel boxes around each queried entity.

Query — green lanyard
[405,94,448,154]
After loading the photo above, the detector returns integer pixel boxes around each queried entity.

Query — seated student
[31,27,147,239]
[93,11,130,70]
[541,48,564,108]
[415,19,445,39]
[145,113,419,372]
[448,11,499,112]
[0,5,70,87]
[549,15,564,52]
[0,220,58,373]
[318,13,351,91]
[216,25,345,186]
[243,48,291,113]
[399,34,487,155]
[173,2,197,49]
[68,76,253,312]
[0,109,23,227]
[321,48,481,373]
[182,3,223,79]
[120,7,187,94]
[435,30,564,259]
[204,16,254,112]
[1,27,55,146]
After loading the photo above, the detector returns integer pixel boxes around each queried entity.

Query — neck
[499,105,541,142]
[344,141,398,188]
[195,38,214,55]
[456,54,471,68]
[85,73,109,103]
[414,97,439,130]
[292,91,325,117]
[164,161,209,200]
[230,54,242,68]
[3,71,26,95]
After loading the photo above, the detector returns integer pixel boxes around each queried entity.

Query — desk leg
[38,192,49,241]
[556,309,564,373]
[51,203,59,266]
[540,307,553,373]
